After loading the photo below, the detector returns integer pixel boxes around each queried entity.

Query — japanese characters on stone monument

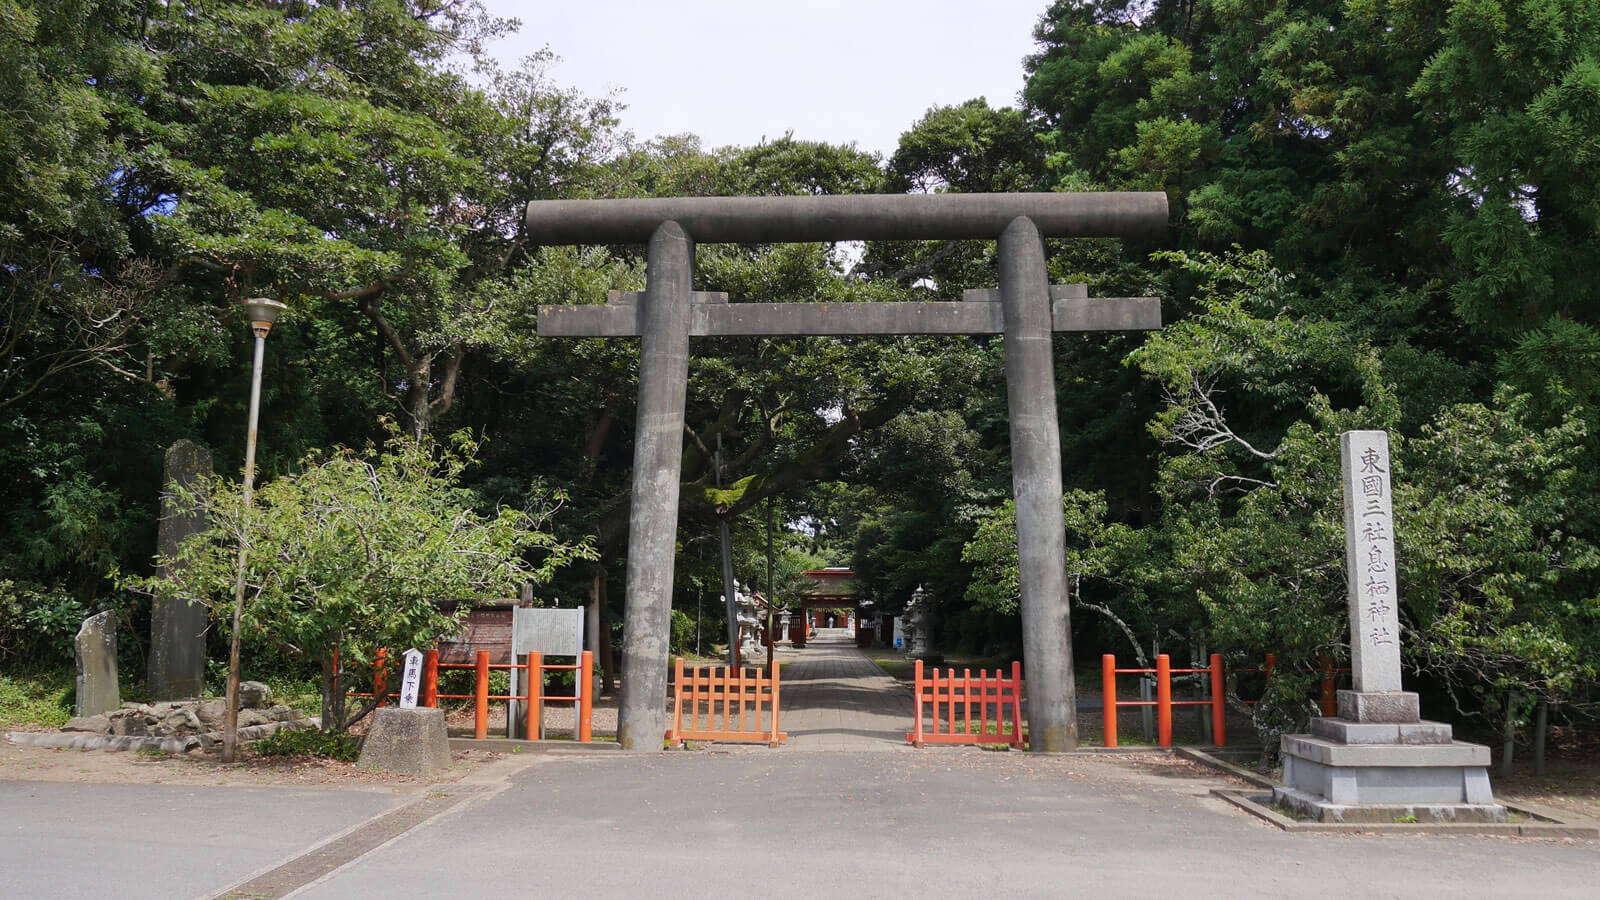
[1274,429,1503,823]
[1340,430,1402,693]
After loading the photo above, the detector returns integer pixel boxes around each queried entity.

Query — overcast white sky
[480,1,1050,157]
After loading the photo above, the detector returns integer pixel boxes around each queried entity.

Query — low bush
[255,727,361,762]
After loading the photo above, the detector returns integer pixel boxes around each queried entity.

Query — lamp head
[243,298,287,339]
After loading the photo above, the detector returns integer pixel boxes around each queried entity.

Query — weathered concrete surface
[356,707,451,775]
[148,438,212,700]
[524,191,1169,244]
[74,611,118,717]
[999,216,1076,751]
[616,221,693,751]
[539,295,1162,337]
[1337,688,1421,723]
[301,752,1600,899]
[0,781,398,900]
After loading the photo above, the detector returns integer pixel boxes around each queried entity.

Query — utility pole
[716,433,738,667]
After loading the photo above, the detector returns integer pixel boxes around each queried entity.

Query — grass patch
[256,727,360,762]
[0,667,74,728]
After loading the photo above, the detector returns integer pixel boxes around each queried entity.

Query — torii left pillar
[615,222,693,751]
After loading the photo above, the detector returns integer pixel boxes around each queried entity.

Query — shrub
[255,727,361,762]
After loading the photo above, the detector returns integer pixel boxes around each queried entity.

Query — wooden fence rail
[667,658,785,747]
[906,660,1025,749]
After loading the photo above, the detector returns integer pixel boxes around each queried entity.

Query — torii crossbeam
[529,192,1168,751]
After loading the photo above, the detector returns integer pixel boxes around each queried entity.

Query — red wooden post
[931,666,942,736]
[473,650,489,740]
[373,648,389,706]
[769,657,782,747]
[1156,654,1172,747]
[1209,653,1226,747]
[1102,654,1117,748]
[979,669,991,736]
[1009,661,1024,747]
[421,649,439,708]
[1319,654,1337,717]
[911,659,926,746]
[1264,653,1276,680]
[670,656,685,747]
[963,668,974,736]
[579,650,594,743]
[526,651,542,741]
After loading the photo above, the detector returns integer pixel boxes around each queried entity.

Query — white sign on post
[398,647,424,709]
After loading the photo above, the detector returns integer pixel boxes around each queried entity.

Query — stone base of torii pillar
[1274,431,1503,824]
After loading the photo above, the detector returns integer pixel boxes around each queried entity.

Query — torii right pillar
[998,217,1077,751]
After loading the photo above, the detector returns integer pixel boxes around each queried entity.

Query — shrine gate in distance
[528,192,1167,751]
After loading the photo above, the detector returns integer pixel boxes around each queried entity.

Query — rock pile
[60,681,309,738]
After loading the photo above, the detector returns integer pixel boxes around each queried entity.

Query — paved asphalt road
[298,750,1598,899]
[5,638,1597,898]
[0,781,399,898]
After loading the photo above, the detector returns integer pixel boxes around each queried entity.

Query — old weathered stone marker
[149,439,213,699]
[357,706,451,775]
[1275,430,1504,822]
[530,192,1167,750]
[75,610,119,717]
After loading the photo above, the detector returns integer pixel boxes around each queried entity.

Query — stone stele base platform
[357,707,451,776]
[1273,690,1505,824]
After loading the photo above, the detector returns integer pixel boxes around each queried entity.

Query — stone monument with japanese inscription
[1274,431,1504,822]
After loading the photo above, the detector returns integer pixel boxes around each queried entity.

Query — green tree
[130,429,594,730]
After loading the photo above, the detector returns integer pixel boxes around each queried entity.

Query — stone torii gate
[527,192,1167,751]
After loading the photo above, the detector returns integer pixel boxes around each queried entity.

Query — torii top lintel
[523,191,1168,245]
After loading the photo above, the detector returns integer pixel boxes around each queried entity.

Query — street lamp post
[222,298,285,764]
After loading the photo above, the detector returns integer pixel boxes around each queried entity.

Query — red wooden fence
[1101,653,1350,747]
[667,658,785,747]
[357,647,593,742]
[906,660,1025,749]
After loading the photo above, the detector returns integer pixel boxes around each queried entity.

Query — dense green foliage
[3,0,1595,751]
[127,429,591,729]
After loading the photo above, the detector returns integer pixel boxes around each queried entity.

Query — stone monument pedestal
[1274,690,1504,823]
[357,707,451,776]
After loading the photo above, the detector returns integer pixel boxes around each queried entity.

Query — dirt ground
[0,732,507,792]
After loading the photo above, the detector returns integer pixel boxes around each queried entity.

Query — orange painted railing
[1236,653,1348,717]
[1101,653,1351,747]
[667,658,785,747]
[355,647,593,742]
[1102,654,1224,748]
[906,660,1025,749]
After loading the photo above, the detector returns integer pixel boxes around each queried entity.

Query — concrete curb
[446,737,629,755]
[1175,746,1276,788]
[1212,789,1600,839]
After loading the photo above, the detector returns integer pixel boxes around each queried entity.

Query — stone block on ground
[357,707,451,776]
[238,708,272,728]
[195,698,228,728]
[238,680,272,708]
[74,611,119,717]
[62,714,110,733]
[148,439,213,701]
